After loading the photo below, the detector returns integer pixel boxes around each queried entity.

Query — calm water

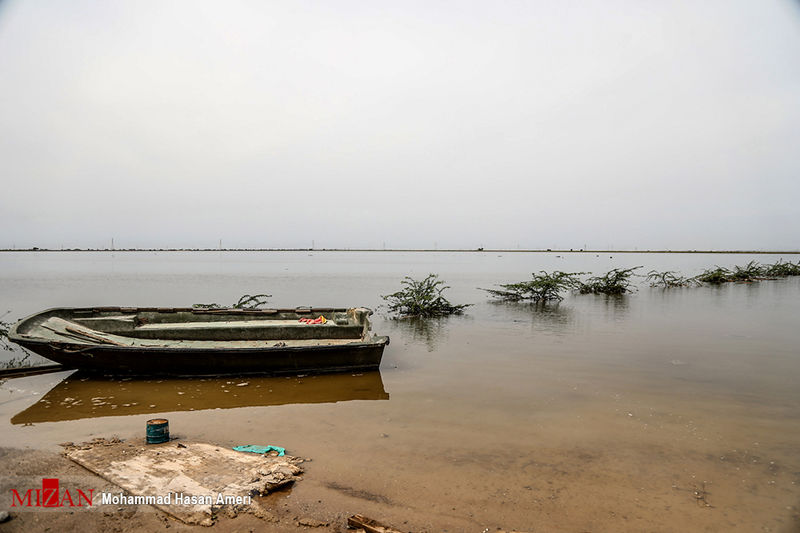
[1,251,799,532]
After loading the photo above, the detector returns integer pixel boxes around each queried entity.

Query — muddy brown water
[1,251,799,532]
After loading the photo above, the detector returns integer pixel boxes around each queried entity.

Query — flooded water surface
[1,251,799,532]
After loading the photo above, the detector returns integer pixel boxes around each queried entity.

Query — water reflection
[384,316,462,352]
[596,294,630,321]
[490,301,576,336]
[11,371,389,424]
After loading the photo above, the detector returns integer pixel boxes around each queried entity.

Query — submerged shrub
[762,259,800,277]
[692,260,800,285]
[0,311,33,367]
[0,351,31,370]
[693,267,732,285]
[646,270,695,288]
[729,261,765,282]
[578,267,641,295]
[481,271,584,302]
[231,294,272,310]
[193,293,272,310]
[383,274,469,317]
[693,261,771,284]
[0,313,14,351]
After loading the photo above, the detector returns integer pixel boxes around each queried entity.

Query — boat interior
[12,307,377,349]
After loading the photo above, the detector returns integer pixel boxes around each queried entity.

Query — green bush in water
[383,274,470,317]
[193,293,272,310]
[578,267,641,295]
[762,259,800,277]
[646,270,695,288]
[693,267,732,284]
[481,271,584,302]
[729,261,765,282]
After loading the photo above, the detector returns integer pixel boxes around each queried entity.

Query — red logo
[10,478,93,507]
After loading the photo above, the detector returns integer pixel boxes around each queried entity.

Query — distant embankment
[1,248,799,254]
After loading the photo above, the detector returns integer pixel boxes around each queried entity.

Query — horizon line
[1,248,799,254]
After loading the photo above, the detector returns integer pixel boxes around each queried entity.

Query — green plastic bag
[233,444,286,456]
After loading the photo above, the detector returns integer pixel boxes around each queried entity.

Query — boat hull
[15,339,388,377]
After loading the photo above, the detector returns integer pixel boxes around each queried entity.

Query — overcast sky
[1,1,798,250]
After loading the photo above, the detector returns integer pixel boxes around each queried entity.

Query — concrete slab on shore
[65,439,303,526]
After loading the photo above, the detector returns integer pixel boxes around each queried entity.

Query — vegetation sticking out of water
[694,267,733,284]
[0,313,14,353]
[0,314,9,343]
[578,267,642,295]
[0,311,33,369]
[0,351,32,370]
[481,271,584,302]
[646,270,697,288]
[485,259,800,304]
[192,294,272,310]
[729,261,767,282]
[762,259,800,277]
[692,259,800,285]
[383,274,470,318]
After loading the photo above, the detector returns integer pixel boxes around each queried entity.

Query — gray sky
[1,0,798,250]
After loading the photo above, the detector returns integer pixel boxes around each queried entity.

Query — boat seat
[35,316,364,343]
[136,320,316,330]
[130,320,363,341]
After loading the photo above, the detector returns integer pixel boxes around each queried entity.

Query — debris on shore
[62,438,303,526]
[347,514,405,533]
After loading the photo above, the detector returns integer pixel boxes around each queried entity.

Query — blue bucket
[146,418,169,444]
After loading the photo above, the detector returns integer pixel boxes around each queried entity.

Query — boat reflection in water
[11,370,389,424]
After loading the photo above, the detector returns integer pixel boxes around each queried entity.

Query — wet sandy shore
[2,375,799,532]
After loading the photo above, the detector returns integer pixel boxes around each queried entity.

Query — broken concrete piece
[65,439,302,526]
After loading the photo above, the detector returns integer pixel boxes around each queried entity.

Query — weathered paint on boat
[8,306,389,377]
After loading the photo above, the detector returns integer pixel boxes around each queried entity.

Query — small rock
[298,517,327,527]
[221,506,239,518]
[0,511,10,523]
[250,502,276,521]
[236,382,249,387]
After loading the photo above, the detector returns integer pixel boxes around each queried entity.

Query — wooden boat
[8,306,389,377]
